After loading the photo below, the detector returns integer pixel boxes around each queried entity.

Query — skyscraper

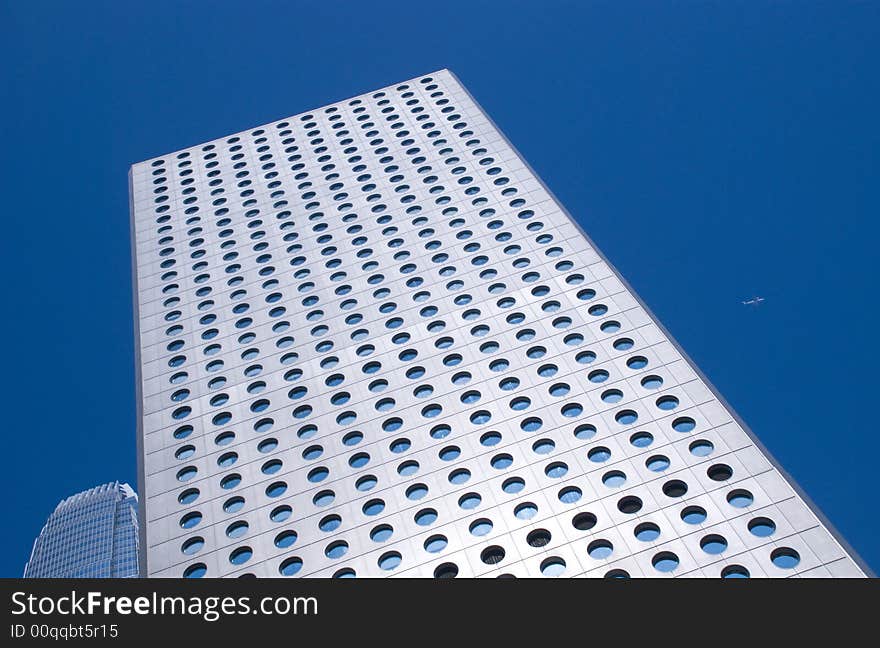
[130,70,869,578]
[25,481,140,578]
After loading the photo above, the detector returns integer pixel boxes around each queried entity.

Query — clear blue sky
[1,1,877,576]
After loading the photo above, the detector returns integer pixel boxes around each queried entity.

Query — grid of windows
[25,482,140,578]
[131,69,867,578]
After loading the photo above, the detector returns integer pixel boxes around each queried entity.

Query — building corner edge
[128,166,148,578]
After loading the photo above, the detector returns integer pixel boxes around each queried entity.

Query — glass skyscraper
[25,481,140,578]
[130,70,869,578]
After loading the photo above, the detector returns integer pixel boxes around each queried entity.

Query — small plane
[742,296,766,307]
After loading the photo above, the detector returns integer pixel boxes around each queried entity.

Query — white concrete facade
[130,70,869,578]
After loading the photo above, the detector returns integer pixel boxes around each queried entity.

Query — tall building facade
[25,482,140,578]
[130,70,869,578]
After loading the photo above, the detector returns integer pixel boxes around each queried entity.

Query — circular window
[562,403,584,418]
[549,382,570,397]
[229,546,253,565]
[721,565,750,579]
[601,389,623,403]
[424,535,448,553]
[480,545,506,565]
[572,512,597,530]
[707,463,733,481]
[576,350,597,365]
[325,541,349,559]
[226,521,248,538]
[617,496,643,514]
[630,431,653,447]
[181,536,204,555]
[510,397,531,411]
[177,466,197,482]
[602,470,627,487]
[640,375,663,389]
[615,409,638,425]
[540,557,566,577]
[279,557,303,576]
[265,481,287,497]
[183,563,207,578]
[415,508,438,526]
[459,492,482,509]
[177,488,199,505]
[355,475,377,491]
[652,552,679,573]
[645,455,670,472]
[469,518,493,536]
[558,486,582,504]
[362,499,385,516]
[727,489,754,508]
[626,355,648,369]
[398,461,419,476]
[700,534,728,555]
[262,459,283,475]
[681,506,707,524]
[588,446,611,462]
[318,514,341,532]
[449,468,471,484]
[656,395,679,410]
[689,439,714,457]
[370,524,394,542]
[771,547,801,569]
[406,483,429,500]
[434,563,459,579]
[605,569,630,579]
[527,529,552,547]
[270,505,292,523]
[421,404,442,418]
[500,377,520,390]
[378,551,402,571]
[313,490,335,507]
[274,530,297,548]
[502,477,525,494]
[302,445,322,460]
[587,539,613,560]
[307,466,328,483]
[514,502,538,519]
[634,523,661,542]
[672,416,696,433]
[748,517,777,537]
[662,480,688,497]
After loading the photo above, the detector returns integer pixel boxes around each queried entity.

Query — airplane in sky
[742,296,766,307]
